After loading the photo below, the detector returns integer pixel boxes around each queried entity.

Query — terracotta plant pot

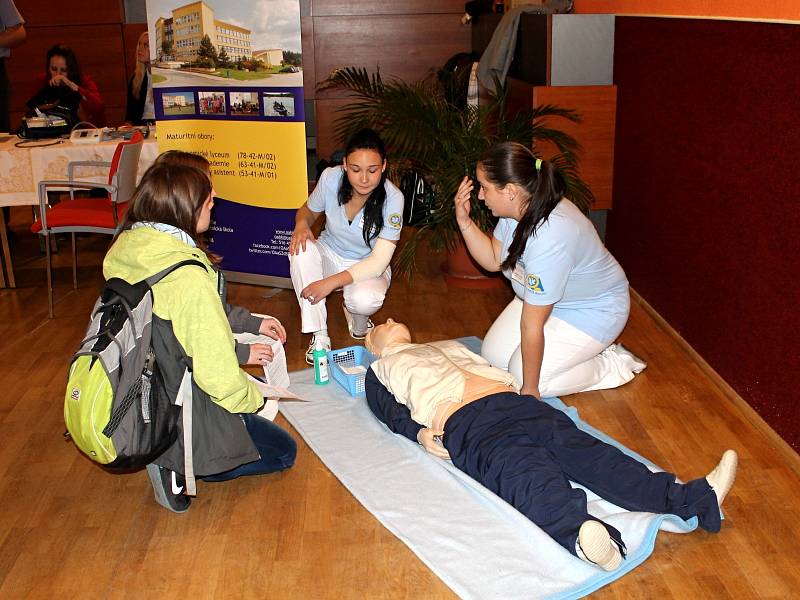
[441,238,506,289]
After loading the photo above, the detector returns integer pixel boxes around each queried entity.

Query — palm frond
[319,67,596,276]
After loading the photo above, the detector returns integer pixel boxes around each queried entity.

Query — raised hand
[454,176,475,231]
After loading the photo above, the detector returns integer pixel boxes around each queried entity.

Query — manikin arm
[365,369,449,459]
[365,368,422,442]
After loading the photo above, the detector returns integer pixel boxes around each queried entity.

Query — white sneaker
[305,334,331,365]
[342,303,374,340]
[577,520,622,571]
[614,343,647,373]
[706,449,738,507]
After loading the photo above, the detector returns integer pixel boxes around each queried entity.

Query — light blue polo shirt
[494,199,629,343]
[308,166,404,260]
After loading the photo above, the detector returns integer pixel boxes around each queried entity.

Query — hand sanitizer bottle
[313,338,330,385]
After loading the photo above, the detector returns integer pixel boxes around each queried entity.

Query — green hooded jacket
[103,226,262,475]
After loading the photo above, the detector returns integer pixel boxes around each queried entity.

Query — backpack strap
[144,259,207,287]
[146,259,205,496]
[175,368,197,496]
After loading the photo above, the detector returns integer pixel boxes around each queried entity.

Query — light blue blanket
[280,338,702,599]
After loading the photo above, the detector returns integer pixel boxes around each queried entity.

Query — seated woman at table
[124,31,154,126]
[26,44,105,126]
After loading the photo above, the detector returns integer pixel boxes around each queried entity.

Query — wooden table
[0,133,159,287]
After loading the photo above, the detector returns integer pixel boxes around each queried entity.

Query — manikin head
[365,318,412,357]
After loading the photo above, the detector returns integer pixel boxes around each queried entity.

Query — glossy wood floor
[1,209,799,599]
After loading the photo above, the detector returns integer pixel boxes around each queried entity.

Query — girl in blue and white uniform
[454,141,645,398]
[289,128,404,363]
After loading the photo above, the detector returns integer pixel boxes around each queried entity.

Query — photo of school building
[154,1,252,63]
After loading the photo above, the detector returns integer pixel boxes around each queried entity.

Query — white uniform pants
[481,297,642,397]
[289,240,391,334]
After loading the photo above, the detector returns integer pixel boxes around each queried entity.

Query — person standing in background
[0,0,24,133]
[0,0,25,239]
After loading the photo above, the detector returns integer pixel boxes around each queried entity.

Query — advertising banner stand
[146,0,307,287]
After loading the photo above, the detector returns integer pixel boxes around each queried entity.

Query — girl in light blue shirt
[289,129,404,363]
[454,141,645,398]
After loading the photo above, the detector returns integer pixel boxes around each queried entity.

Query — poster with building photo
[146,0,306,283]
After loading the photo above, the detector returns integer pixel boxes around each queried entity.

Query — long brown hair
[117,161,211,242]
[154,149,210,173]
[478,142,566,271]
[150,150,222,263]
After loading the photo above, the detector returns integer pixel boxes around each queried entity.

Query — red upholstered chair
[31,131,144,317]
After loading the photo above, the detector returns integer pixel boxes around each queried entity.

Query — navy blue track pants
[443,392,720,556]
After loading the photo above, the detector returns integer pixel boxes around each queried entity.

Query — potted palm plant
[318,66,593,278]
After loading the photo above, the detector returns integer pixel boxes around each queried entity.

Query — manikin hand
[259,317,287,343]
[289,223,316,255]
[246,343,274,365]
[417,428,450,460]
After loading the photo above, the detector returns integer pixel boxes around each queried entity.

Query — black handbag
[400,170,435,227]
[19,106,75,139]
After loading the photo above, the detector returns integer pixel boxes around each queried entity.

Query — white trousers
[481,297,642,397]
[289,240,391,334]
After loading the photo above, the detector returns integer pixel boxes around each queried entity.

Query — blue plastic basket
[327,346,376,396]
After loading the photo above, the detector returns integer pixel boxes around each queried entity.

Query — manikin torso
[367,320,515,433]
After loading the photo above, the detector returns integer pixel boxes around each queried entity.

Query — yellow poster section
[156,120,307,209]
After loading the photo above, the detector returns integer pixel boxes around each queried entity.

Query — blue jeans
[201,414,297,482]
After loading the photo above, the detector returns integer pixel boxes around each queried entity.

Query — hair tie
[535,158,542,172]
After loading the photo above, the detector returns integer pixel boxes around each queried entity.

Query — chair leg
[0,207,14,288]
[71,232,78,289]
[45,233,54,318]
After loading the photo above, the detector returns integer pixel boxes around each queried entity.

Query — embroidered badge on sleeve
[526,274,545,294]
[388,213,402,229]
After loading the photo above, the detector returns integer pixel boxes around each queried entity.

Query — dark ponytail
[337,128,388,246]
[478,142,566,272]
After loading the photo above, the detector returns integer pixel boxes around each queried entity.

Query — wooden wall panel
[15,0,123,26]
[505,81,617,210]
[533,85,616,210]
[301,17,316,99]
[307,2,469,164]
[314,97,356,160]
[313,14,470,99]
[311,0,467,16]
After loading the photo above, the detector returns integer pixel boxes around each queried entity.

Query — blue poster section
[154,86,305,123]
[207,199,295,278]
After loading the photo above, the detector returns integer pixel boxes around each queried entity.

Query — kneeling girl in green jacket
[104,159,296,513]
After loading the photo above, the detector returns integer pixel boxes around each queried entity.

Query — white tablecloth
[0,134,160,207]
